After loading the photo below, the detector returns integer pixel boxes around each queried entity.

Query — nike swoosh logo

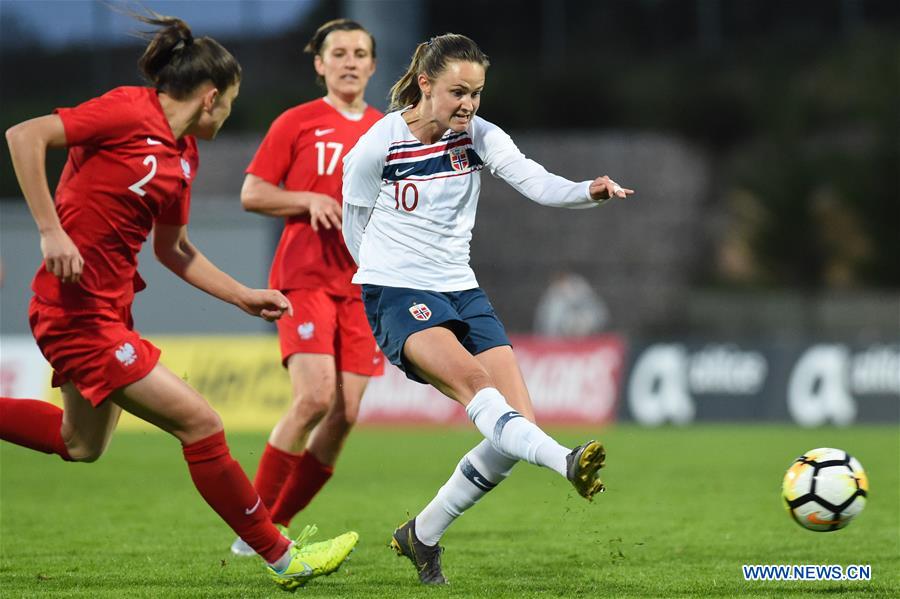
[314,128,335,137]
[395,166,414,177]
[282,562,314,578]
[407,530,429,571]
[146,137,163,145]
[244,497,262,515]
[806,513,842,526]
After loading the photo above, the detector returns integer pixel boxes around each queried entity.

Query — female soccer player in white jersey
[341,34,634,584]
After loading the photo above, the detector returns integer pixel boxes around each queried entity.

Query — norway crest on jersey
[409,303,432,321]
[449,147,469,172]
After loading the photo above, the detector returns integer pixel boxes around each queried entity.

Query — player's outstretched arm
[6,115,85,284]
[153,223,292,321]
[479,121,634,208]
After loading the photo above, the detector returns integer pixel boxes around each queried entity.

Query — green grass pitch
[1,425,898,598]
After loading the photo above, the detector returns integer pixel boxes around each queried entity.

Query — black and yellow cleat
[390,518,447,585]
[566,440,606,500]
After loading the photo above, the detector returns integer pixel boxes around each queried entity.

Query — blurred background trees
[2,0,897,292]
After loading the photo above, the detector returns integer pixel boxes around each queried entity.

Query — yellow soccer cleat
[266,524,358,591]
[566,440,607,500]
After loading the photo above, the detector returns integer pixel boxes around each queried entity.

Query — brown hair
[305,19,376,87]
[389,34,489,111]
[135,11,241,100]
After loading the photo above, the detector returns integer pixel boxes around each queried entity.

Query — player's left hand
[589,175,634,201]
[307,193,343,232]
[238,289,293,322]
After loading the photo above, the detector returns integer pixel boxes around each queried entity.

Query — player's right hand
[237,288,293,322]
[308,194,342,232]
[41,228,84,284]
[589,175,634,201]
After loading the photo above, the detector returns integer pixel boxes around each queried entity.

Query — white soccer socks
[415,440,517,546]
[270,544,293,572]
[416,388,573,546]
[465,387,569,477]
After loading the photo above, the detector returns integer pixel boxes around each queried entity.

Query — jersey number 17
[315,141,344,176]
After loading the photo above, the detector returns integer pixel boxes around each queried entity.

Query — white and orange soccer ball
[782,448,868,532]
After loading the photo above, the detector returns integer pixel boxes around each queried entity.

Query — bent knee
[289,389,335,422]
[60,422,112,463]
[341,405,359,427]
[65,439,109,463]
[181,408,224,441]
[327,403,359,429]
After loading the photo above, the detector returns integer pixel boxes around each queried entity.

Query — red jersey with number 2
[246,99,381,297]
[31,86,198,309]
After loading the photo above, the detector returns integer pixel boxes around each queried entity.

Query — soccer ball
[782,448,868,531]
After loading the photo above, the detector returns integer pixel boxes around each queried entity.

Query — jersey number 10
[315,141,344,176]
[393,182,419,212]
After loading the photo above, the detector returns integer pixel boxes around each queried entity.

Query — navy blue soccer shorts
[361,285,511,384]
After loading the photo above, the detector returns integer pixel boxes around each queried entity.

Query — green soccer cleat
[232,524,289,557]
[566,440,607,500]
[266,524,358,591]
[390,518,447,585]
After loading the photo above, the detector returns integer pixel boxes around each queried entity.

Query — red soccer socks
[253,442,303,511]
[270,450,334,527]
[182,431,290,563]
[0,397,72,461]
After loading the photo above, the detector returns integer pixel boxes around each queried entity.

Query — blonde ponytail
[388,42,430,111]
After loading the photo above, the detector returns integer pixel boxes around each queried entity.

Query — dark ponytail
[135,11,241,99]
[389,34,489,111]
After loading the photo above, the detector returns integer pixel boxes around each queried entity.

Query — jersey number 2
[128,155,158,197]
[315,141,344,175]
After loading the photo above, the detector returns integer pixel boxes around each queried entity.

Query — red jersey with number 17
[32,86,198,309]
[246,98,381,297]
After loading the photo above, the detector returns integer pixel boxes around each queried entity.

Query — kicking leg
[464,346,606,499]
[405,330,605,497]
[112,363,292,566]
[413,344,534,541]
[396,347,526,583]
[232,354,339,556]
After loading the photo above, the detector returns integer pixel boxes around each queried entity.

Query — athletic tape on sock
[492,410,523,446]
[459,457,497,492]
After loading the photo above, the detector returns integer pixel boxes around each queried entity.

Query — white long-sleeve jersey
[342,111,605,291]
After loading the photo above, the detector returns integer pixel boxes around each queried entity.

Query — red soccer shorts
[28,297,161,406]
[276,289,384,377]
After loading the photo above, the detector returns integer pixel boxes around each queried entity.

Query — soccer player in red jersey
[230,19,384,556]
[0,12,355,591]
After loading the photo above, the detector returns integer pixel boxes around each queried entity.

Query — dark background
[2,0,898,335]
